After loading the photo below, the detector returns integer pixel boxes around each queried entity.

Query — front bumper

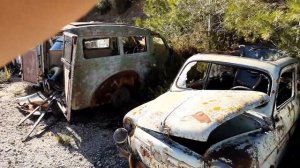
[116,144,146,168]
[115,127,206,168]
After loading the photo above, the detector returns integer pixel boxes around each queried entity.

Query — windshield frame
[174,60,273,95]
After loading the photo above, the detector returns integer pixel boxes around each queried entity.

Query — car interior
[184,62,270,94]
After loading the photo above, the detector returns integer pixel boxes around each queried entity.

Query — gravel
[0,80,128,168]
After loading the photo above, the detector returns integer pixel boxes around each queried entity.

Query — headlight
[113,128,128,144]
[123,117,135,136]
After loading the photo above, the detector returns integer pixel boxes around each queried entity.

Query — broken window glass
[177,61,271,94]
[122,36,147,54]
[83,37,119,58]
[276,68,294,107]
[177,62,208,89]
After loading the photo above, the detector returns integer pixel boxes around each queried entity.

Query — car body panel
[130,127,205,168]
[63,24,159,110]
[61,32,78,120]
[127,90,269,142]
[21,47,41,84]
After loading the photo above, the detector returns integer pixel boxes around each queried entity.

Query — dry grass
[0,71,9,83]
[54,134,73,146]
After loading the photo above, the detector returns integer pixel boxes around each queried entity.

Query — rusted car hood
[126,90,270,142]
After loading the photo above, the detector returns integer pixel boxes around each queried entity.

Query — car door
[61,32,77,121]
[21,45,42,84]
[274,64,298,157]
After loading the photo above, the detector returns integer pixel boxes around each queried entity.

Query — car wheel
[111,86,138,113]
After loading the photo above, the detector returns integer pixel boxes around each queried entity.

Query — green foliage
[145,51,185,99]
[148,80,170,99]
[139,0,229,57]
[140,0,299,57]
[134,17,143,27]
[96,0,112,15]
[224,0,300,56]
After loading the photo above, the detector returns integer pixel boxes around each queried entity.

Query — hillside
[80,0,145,24]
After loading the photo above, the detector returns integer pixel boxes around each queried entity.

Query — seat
[233,69,262,90]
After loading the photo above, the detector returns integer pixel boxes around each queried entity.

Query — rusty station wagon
[113,53,299,168]
[21,22,171,121]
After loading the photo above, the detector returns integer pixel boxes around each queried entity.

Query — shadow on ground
[39,104,129,168]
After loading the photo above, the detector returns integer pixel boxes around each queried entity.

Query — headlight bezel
[123,117,135,136]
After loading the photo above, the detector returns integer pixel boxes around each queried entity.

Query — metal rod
[17,106,40,126]
[23,111,46,141]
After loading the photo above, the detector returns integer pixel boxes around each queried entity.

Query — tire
[111,86,137,113]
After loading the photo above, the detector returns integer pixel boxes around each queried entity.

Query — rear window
[83,37,119,59]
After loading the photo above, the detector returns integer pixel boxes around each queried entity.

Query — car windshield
[176,61,271,94]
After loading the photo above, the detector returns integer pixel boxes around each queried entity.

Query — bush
[224,0,300,57]
[137,0,231,58]
[96,0,112,15]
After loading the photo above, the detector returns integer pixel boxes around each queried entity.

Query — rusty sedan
[114,54,299,168]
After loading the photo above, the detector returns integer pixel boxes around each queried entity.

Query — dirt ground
[0,78,300,168]
[0,79,127,168]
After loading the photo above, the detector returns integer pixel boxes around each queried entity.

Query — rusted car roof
[63,22,153,36]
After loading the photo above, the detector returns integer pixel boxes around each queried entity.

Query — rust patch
[276,125,284,132]
[140,146,151,158]
[91,70,140,106]
[132,105,145,116]
[227,106,236,112]
[215,116,224,123]
[291,103,295,112]
[21,49,39,83]
[205,143,256,168]
[30,101,49,108]
[193,112,211,123]
[288,105,291,113]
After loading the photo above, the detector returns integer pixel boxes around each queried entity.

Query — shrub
[224,0,300,56]
[96,0,112,15]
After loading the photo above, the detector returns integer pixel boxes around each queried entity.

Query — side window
[122,36,147,54]
[276,68,294,107]
[83,37,119,59]
[182,62,208,89]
